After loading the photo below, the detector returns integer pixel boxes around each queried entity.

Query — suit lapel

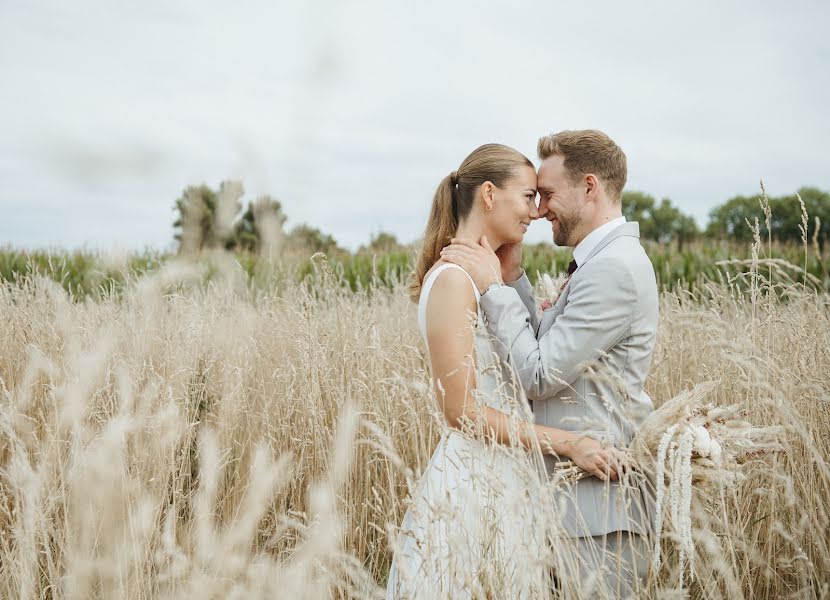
[535,222,641,339]
[578,221,641,270]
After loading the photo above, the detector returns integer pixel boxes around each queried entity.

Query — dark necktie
[559,259,578,293]
[567,260,578,276]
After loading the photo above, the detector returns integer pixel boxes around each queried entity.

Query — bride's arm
[425,268,619,482]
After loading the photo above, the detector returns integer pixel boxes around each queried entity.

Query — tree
[621,191,699,247]
[652,198,700,249]
[284,224,340,255]
[771,187,830,249]
[675,214,699,251]
[173,182,288,255]
[173,181,244,253]
[705,194,762,242]
[359,231,403,255]
[621,191,657,241]
[236,195,287,254]
[705,187,829,247]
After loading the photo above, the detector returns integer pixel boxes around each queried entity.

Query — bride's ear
[481,181,495,212]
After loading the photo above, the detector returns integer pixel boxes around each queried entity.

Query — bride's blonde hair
[409,143,533,302]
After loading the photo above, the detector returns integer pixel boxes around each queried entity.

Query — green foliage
[285,224,342,255]
[0,248,165,299]
[520,242,572,279]
[706,194,764,241]
[510,238,828,292]
[2,239,827,301]
[622,191,659,240]
[173,181,242,252]
[6,182,827,299]
[334,251,413,291]
[236,195,287,253]
[359,232,403,255]
[171,181,352,258]
[706,187,830,247]
[642,239,828,291]
[173,181,288,254]
[622,191,700,249]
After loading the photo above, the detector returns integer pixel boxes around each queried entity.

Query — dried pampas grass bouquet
[628,381,784,580]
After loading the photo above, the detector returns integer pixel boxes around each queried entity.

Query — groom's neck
[575,206,623,246]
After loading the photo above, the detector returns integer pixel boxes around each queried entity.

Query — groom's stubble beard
[552,203,583,247]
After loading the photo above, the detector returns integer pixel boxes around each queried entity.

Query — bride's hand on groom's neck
[495,240,523,283]
[440,236,503,293]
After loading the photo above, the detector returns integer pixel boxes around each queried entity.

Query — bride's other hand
[495,241,523,282]
[566,437,622,482]
[439,235,502,293]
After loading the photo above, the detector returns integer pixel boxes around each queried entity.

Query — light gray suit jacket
[479,221,658,538]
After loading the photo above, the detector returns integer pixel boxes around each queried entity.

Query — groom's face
[536,155,585,247]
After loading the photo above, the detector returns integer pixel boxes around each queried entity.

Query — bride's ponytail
[409,173,458,301]
[408,144,533,302]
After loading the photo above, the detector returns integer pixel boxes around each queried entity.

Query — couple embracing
[387,130,658,599]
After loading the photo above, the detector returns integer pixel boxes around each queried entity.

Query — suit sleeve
[504,270,540,332]
[479,258,636,401]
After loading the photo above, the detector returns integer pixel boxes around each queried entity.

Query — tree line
[173,181,829,255]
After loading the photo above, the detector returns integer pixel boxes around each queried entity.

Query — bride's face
[486,165,538,245]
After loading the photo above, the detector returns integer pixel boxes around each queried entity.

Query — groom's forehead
[537,158,557,180]
[538,156,566,179]
[539,155,564,171]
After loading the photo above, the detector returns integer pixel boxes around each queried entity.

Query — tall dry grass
[0,246,828,598]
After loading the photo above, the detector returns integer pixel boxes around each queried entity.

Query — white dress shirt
[572,216,627,267]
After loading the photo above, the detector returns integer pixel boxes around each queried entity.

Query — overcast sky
[2,0,829,252]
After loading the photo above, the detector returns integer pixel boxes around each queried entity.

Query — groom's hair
[537,130,627,203]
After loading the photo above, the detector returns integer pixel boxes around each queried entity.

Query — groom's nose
[536,201,549,219]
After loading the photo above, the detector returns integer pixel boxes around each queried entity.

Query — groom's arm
[503,269,541,332]
[480,257,636,401]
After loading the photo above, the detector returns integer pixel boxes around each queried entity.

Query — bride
[386,144,621,599]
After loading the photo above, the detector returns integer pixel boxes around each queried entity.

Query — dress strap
[417,263,481,342]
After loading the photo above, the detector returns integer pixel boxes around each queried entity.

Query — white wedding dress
[385,264,549,599]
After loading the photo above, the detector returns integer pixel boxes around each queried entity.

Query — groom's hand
[495,241,523,283]
[440,235,502,294]
[569,437,622,482]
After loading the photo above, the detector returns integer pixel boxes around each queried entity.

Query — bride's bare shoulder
[423,262,476,312]
[422,258,450,280]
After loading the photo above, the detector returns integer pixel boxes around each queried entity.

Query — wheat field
[0,248,828,599]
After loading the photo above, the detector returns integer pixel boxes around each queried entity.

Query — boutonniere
[536,273,568,312]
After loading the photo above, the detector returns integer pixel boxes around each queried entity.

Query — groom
[441,129,658,597]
